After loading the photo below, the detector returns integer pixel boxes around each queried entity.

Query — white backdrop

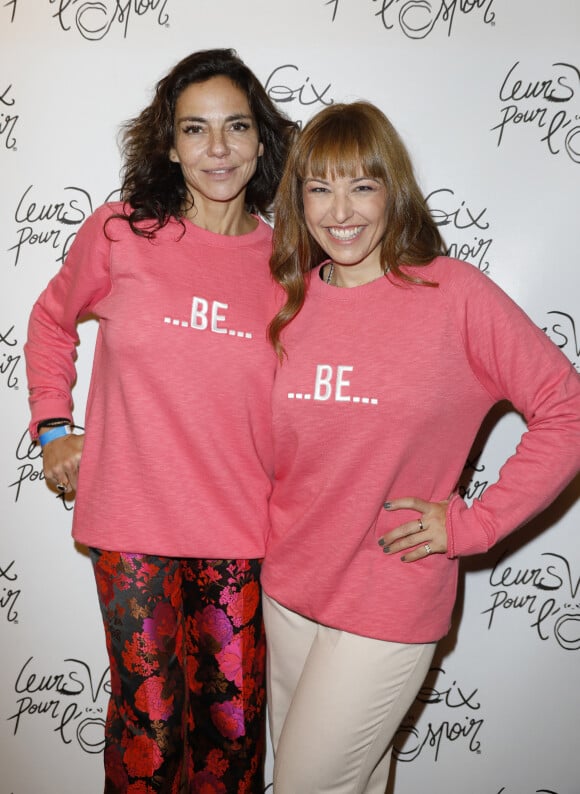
[1,1,579,793]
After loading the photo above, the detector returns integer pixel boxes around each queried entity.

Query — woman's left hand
[378,497,449,562]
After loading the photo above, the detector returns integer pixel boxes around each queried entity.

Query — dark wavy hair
[268,101,445,357]
[115,48,297,236]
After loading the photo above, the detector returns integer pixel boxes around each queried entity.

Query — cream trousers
[263,592,436,794]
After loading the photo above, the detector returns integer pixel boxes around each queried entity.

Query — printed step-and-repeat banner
[1,2,579,792]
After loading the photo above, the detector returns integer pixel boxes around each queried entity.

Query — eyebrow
[175,113,254,124]
[304,176,381,184]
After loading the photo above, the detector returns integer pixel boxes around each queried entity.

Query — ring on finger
[418,518,424,531]
[56,482,66,492]
[424,543,432,555]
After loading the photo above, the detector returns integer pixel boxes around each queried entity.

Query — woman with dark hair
[262,101,580,793]
[25,48,296,792]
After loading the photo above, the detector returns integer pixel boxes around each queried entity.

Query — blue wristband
[39,424,71,448]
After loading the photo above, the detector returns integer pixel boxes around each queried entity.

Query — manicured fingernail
[382,546,390,554]
[383,502,391,509]
[378,538,385,546]
[401,555,407,562]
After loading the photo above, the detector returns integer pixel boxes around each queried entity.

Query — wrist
[37,418,71,432]
[38,424,73,448]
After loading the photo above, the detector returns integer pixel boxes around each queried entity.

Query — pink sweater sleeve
[446,267,580,557]
[24,204,114,438]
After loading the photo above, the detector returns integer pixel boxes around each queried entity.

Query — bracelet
[37,418,71,432]
[39,424,72,448]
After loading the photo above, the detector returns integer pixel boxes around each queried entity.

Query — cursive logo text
[542,310,580,371]
[8,185,95,267]
[427,187,493,273]
[8,656,110,752]
[0,560,20,623]
[10,428,74,511]
[0,83,18,151]
[394,667,484,761]
[371,0,496,39]
[491,61,580,163]
[49,0,170,40]
[483,551,580,649]
[0,325,20,390]
[264,63,334,128]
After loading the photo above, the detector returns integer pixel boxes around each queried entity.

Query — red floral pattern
[134,676,174,721]
[91,551,266,793]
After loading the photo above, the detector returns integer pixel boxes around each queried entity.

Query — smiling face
[302,171,388,285]
[169,75,264,229]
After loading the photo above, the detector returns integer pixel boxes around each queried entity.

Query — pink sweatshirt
[25,202,277,558]
[261,257,580,643]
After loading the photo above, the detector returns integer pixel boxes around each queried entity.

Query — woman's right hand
[40,433,85,494]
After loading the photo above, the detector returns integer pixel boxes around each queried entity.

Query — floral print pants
[90,550,266,794]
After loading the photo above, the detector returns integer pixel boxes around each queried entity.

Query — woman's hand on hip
[378,496,449,562]
[41,433,85,494]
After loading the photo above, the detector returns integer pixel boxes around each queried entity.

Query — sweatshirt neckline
[310,262,393,302]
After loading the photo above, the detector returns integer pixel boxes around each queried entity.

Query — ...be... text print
[482,551,580,650]
[0,559,21,624]
[542,310,580,372]
[164,296,253,340]
[8,184,98,267]
[288,364,379,405]
[327,0,496,39]
[427,188,493,274]
[1,324,21,391]
[264,63,334,128]
[49,0,169,41]
[394,666,484,762]
[1,83,18,151]
[8,656,110,753]
[9,427,75,511]
[492,61,580,164]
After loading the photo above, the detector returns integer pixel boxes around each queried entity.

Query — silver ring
[418,518,424,531]
[56,483,66,492]
[424,543,431,555]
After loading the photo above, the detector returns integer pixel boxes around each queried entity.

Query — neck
[182,194,257,236]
